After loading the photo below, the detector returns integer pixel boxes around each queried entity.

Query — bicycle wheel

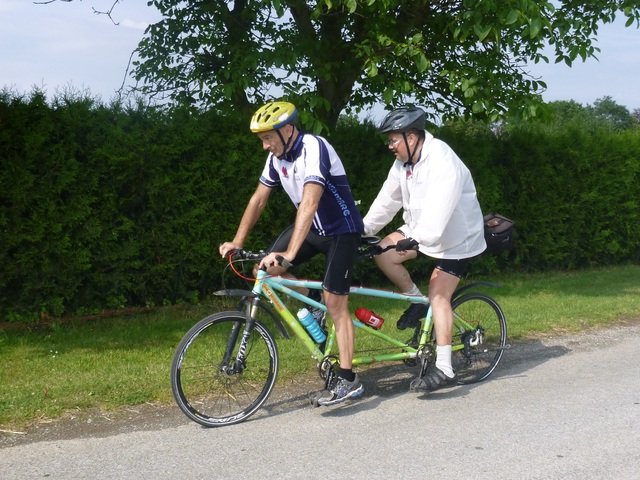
[171,311,279,427]
[451,292,507,384]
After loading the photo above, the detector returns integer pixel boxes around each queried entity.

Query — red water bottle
[355,308,384,330]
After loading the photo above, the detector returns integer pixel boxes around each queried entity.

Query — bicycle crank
[309,355,339,407]
[416,344,436,378]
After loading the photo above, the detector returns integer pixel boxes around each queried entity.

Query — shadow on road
[258,338,572,421]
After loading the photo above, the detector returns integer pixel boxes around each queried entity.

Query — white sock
[403,283,422,296]
[435,345,454,377]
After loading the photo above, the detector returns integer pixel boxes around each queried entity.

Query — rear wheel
[451,292,507,384]
[171,311,278,427]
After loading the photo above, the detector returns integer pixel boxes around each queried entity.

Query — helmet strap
[403,132,423,167]
[276,126,295,158]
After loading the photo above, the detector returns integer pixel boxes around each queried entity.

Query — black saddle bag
[483,213,515,254]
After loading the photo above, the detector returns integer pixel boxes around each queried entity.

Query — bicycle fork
[223,297,261,375]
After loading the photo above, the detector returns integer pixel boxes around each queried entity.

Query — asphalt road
[2,321,639,480]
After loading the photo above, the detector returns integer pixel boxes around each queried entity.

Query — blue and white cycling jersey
[259,132,364,236]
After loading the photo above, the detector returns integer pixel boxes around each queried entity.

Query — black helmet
[378,106,425,133]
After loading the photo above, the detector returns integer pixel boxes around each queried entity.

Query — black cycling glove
[396,237,419,252]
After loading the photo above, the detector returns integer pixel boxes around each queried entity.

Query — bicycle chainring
[318,355,339,381]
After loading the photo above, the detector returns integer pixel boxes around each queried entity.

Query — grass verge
[1,264,639,431]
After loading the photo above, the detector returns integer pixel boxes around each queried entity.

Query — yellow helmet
[250,101,298,133]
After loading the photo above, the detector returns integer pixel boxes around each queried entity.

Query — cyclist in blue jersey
[219,101,365,406]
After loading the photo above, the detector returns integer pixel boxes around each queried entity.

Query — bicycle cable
[228,252,259,283]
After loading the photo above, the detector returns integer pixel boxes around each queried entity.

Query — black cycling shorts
[434,258,472,279]
[269,225,360,295]
[395,229,473,279]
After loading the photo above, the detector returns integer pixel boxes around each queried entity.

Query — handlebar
[230,249,268,261]
[357,235,419,259]
[228,249,293,269]
[228,236,417,268]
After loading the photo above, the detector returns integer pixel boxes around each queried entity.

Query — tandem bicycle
[170,238,507,427]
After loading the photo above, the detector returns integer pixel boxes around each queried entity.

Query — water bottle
[297,308,327,343]
[355,308,384,330]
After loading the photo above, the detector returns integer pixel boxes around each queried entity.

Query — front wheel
[171,311,279,427]
[451,292,507,384]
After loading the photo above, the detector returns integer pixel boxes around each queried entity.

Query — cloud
[120,18,152,31]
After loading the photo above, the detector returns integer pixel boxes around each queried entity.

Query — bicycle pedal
[409,377,427,392]
[308,390,323,408]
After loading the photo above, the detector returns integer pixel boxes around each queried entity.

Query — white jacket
[363,131,486,259]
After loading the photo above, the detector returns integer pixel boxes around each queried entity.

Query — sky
[1,0,639,121]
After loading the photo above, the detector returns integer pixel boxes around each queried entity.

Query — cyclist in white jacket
[363,106,486,392]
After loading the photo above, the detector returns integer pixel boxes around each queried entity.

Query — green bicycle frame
[251,269,477,367]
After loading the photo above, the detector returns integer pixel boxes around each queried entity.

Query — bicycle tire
[171,311,279,427]
[450,292,507,384]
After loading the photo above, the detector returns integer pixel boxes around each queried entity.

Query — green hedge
[496,123,640,270]
[1,90,638,321]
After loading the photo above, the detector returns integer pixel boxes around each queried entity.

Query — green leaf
[382,87,394,104]
[366,61,378,77]
[415,53,429,72]
[272,0,284,17]
[505,9,519,25]
[530,18,542,38]
[474,23,492,41]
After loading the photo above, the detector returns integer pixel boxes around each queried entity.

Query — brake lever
[224,248,243,260]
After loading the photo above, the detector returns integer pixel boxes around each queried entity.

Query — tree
[503,96,637,133]
[545,99,591,125]
[590,96,636,130]
[47,0,640,132]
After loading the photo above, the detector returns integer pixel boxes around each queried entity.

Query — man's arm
[258,182,323,268]
[363,165,403,235]
[285,182,323,259]
[219,183,272,257]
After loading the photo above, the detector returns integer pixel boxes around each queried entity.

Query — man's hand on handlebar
[258,252,293,271]
[219,241,242,258]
